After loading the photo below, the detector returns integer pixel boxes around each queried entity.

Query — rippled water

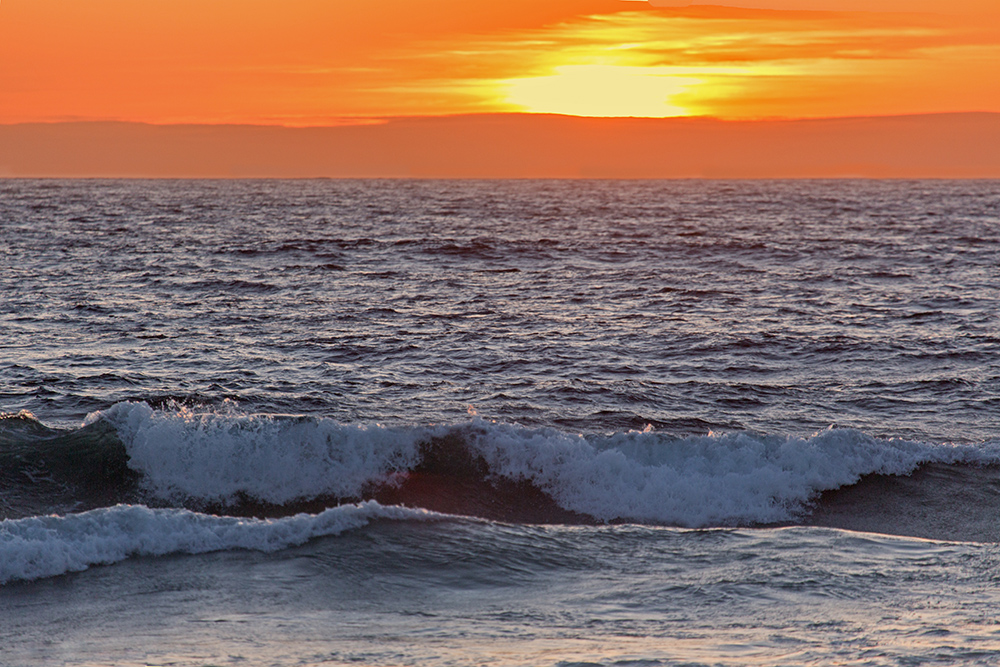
[2,179,1000,666]
[3,179,999,439]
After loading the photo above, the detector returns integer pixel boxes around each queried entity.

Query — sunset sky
[2,0,999,125]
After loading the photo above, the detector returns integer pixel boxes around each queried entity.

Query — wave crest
[91,401,423,505]
[86,402,1000,527]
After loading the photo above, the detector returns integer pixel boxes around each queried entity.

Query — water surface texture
[2,179,1000,666]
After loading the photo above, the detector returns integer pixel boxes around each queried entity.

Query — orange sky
[1,0,999,124]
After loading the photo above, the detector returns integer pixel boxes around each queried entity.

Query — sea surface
[2,179,1000,666]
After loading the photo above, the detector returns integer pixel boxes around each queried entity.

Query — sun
[500,65,698,118]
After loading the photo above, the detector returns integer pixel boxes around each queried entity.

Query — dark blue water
[2,179,1000,666]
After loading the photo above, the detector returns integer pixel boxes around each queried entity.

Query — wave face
[0,411,138,519]
[6,402,996,528]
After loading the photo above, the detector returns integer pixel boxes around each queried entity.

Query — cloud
[474,2,1000,120]
[646,0,994,13]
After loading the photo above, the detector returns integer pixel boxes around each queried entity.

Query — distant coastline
[2,112,999,179]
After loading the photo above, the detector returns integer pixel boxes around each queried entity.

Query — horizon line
[3,110,1000,130]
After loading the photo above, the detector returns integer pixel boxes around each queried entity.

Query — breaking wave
[0,501,442,585]
[5,402,998,526]
[5,402,1000,583]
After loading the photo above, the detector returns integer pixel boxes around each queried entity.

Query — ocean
[2,178,1000,666]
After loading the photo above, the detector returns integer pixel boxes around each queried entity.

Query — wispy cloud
[379,3,1000,118]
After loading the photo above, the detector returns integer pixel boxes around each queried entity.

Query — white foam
[0,501,440,585]
[464,423,1000,526]
[90,402,423,505]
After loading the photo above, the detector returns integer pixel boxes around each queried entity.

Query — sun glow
[0,0,998,124]
[502,65,697,118]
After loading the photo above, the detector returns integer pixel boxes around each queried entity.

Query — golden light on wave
[501,65,698,118]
